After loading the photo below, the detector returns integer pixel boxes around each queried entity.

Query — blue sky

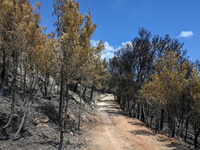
[29,0,200,61]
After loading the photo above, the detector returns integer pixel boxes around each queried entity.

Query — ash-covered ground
[0,83,101,150]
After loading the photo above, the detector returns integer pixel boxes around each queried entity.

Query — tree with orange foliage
[0,0,48,140]
[53,0,104,149]
[140,50,191,137]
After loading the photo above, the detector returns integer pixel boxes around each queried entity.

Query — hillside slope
[0,86,99,150]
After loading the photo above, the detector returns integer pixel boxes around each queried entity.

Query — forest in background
[0,0,200,149]
[107,28,200,149]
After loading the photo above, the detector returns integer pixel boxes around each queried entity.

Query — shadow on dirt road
[80,94,192,150]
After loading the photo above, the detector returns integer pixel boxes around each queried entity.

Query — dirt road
[80,94,189,150]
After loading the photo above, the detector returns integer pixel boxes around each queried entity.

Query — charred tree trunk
[44,71,49,98]
[0,47,6,96]
[160,109,164,131]
[90,80,94,101]
[74,79,79,92]
[132,98,136,118]
[137,103,140,119]
[142,104,148,125]
[59,66,64,125]
[117,95,121,104]
[180,119,184,138]
[58,123,64,150]
[64,84,69,129]
[83,86,87,102]
[58,63,64,149]
[184,116,189,141]
[12,101,28,140]
[22,68,26,101]
[150,116,154,128]
[78,79,82,131]
[20,64,23,89]
[128,98,131,117]
[194,130,200,150]
[171,121,175,138]
[176,112,184,136]
[155,110,160,133]
[122,96,125,112]
[141,105,145,123]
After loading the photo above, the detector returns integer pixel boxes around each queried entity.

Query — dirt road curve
[81,94,188,150]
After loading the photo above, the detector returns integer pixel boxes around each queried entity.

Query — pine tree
[53,1,104,149]
[189,68,200,149]
[0,0,48,139]
[140,50,191,137]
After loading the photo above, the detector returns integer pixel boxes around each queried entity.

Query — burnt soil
[0,90,194,150]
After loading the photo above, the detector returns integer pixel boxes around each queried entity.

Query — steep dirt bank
[80,94,191,150]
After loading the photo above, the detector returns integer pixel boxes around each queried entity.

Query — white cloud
[101,42,116,60]
[91,40,115,60]
[91,40,131,60]
[104,42,115,52]
[90,40,99,47]
[101,52,114,60]
[178,31,193,38]
[121,41,131,46]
